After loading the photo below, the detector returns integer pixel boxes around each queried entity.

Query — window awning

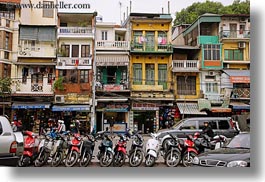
[230,102,250,110]
[52,105,90,111]
[12,102,50,109]
[96,55,129,66]
[223,70,250,83]
[177,103,207,115]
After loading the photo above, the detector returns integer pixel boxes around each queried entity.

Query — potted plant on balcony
[57,48,67,57]
[53,77,64,91]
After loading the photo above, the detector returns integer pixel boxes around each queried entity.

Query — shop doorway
[133,111,155,134]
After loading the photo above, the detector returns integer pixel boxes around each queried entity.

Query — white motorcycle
[145,133,160,167]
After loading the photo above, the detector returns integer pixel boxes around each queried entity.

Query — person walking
[109,117,115,138]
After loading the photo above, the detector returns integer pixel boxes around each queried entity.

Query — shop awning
[211,107,232,113]
[177,103,207,115]
[230,102,250,110]
[223,70,250,83]
[12,102,50,109]
[96,55,129,66]
[52,105,90,111]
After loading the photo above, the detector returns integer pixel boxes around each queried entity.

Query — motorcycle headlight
[193,157,199,165]
[227,160,248,167]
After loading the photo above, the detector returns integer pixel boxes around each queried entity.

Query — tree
[0,77,12,115]
[173,0,250,25]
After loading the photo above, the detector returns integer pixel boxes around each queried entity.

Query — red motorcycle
[18,131,40,167]
[181,133,200,167]
[64,133,82,167]
[113,134,128,167]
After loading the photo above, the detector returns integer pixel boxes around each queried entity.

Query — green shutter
[116,68,121,84]
[102,68,107,84]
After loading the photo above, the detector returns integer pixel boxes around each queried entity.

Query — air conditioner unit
[57,60,65,66]
[238,42,246,49]
[208,71,215,76]
[55,95,65,103]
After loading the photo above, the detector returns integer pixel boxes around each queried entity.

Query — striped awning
[96,55,129,66]
[177,103,207,115]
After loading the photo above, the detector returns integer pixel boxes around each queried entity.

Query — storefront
[131,103,159,134]
[159,106,180,129]
[11,102,51,133]
[51,104,91,134]
[96,102,129,133]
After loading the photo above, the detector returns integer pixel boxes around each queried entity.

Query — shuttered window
[158,64,167,89]
[133,63,142,84]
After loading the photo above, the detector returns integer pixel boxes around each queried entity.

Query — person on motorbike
[57,120,66,133]
[201,121,214,140]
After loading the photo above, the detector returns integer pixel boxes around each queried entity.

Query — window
[133,63,142,84]
[31,74,43,84]
[43,1,54,18]
[59,70,67,83]
[224,49,243,60]
[158,64,167,89]
[145,32,155,51]
[4,51,9,60]
[3,64,8,78]
[206,82,218,93]
[218,120,230,129]
[5,32,9,50]
[146,64,155,85]
[71,45,79,57]
[199,120,217,130]
[181,120,197,130]
[203,44,220,60]
[80,70,89,83]
[158,32,167,45]
[81,45,90,57]
[61,45,70,57]
[0,5,15,20]
[133,31,143,44]
[48,73,53,84]
[177,76,196,95]
[69,70,78,83]
[101,31,108,40]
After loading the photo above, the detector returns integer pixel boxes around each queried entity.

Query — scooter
[96,132,114,167]
[78,134,95,167]
[18,131,40,167]
[163,132,181,167]
[128,131,144,167]
[113,134,128,167]
[145,133,160,167]
[64,133,82,167]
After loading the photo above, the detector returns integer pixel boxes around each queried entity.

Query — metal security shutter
[19,26,38,40]
[38,27,56,41]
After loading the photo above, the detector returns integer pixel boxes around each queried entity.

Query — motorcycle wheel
[129,150,143,167]
[145,155,155,167]
[113,151,126,167]
[51,151,63,167]
[99,151,113,167]
[79,151,92,167]
[65,151,79,167]
[34,151,49,167]
[165,150,181,167]
[182,151,197,167]
[18,156,30,167]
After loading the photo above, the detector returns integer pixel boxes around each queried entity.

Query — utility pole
[91,12,97,133]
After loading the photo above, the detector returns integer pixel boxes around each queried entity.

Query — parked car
[155,117,240,148]
[0,116,24,166]
[192,132,250,167]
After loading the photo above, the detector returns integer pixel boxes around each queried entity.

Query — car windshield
[226,133,250,149]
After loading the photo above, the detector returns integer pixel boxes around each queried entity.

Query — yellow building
[124,13,174,133]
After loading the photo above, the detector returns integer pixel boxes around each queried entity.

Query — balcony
[56,57,92,69]
[11,77,53,95]
[57,27,93,38]
[96,41,130,51]
[172,60,199,72]
[96,83,129,92]
[18,44,56,58]
[131,43,173,53]
[0,17,19,30]
[220,30,250,41]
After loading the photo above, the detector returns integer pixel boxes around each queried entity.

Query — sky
[60,0,235,24]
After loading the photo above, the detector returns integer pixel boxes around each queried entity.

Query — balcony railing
[0,17,19,29]
[18,46,56,58]
[57,57,92,68]
[58,27,93,37]
[220,30,250,39]
[231,88,250,99]
[204,93,224,105]
[172,60,199,72]
[96,83,129,91]
[96,41,130,50]
[131,43,173,53]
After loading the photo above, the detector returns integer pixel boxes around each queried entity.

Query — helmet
[58,120,64,124]
[70,124,74,128]
[194,132,200,138]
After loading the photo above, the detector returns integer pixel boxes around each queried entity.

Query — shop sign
[105,104,129,112]
[230,76,250,83]
[132,103,159,111]
[103,84,124,91]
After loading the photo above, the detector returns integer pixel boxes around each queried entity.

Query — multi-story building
[0,0,20,116]
[94,21,130,132]
[10,0,57,133]
[219,14,250,128]
[53,10,97,133]
[124,13,174,133]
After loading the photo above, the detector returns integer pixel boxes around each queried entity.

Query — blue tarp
[12,103,50,109]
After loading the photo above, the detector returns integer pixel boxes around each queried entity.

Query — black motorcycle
[79,134,95,167]
[128,131,144,167]
[96,132,114,167]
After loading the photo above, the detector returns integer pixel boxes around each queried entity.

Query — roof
[177,103,207,115]
[173,45,200,50]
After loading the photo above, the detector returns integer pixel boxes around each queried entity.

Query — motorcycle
[78,134,95,167]
[96,132,114,167]
[113,134,128,167]
[64,133,82,167]
[145,133,160,167]
[163,132,181,167]
[128,131,144,167]
[18,131,40,167]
